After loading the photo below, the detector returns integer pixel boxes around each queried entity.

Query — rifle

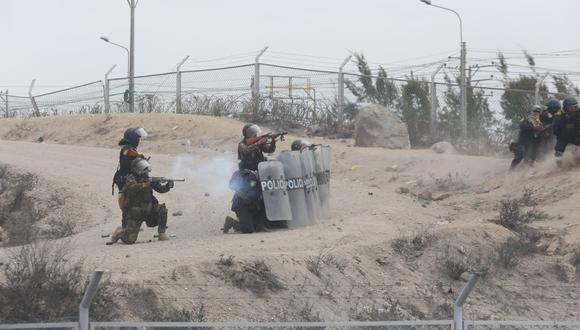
[150,177,186,183]
[247,132,288,144]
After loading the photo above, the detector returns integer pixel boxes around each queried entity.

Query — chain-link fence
[4,61,562,153]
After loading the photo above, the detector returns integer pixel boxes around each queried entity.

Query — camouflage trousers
[116,203,168,244]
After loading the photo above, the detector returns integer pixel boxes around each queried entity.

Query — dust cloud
[168,153,237,198]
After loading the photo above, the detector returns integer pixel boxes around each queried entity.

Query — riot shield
[313,146,330,219]
[300,149,321,223]
[277,150,309,226]
[258,161,293,221]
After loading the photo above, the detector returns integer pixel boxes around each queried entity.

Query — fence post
[535,72,549,105]
[454,273,479,330]
[430,63,446,137]
[253,46,269,118]
[5,90,8,118]
[104,65,117,114]
[175,56,190,114]
[79,268,104,330]
[0,90,7,118]
[337,55,352,125]
[28,79,40,117]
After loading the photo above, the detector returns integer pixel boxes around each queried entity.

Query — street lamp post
[100,36,132,112]
[420,0,467,139]
[100,37,129,77]
[100,0,138,112]
[127,0,138,113]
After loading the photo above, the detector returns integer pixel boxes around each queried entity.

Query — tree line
[345,52,579,149]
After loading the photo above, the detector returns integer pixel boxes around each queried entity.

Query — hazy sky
[2,0,580,95]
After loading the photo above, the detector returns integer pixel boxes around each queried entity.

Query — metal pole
[28,79,40,117]
[535,72,549,105]
[253,46,268,118]
[338,55,352,124]
[420,1,465,138]
[430,63,446,137]
[104,65,117,114]
[460,41,467,138]
[254,46,269,97]
[2,90,8,118]
[127,0,138,113]
[453,273,479,330]
[79,268,104,330]
[175,55,190,114]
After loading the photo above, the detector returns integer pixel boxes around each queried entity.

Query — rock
[430,141,456,154]
[36,137,44,143]
[418,190,433,201]
[397,187,410,194]
[204,192,210,197]
[432,193,452,201]
[354,104,411,149]
[460,271,470,282]
[172,210,183,217]
[385,165,399,172]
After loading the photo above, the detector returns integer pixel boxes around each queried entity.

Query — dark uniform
[237,123,276,171]
[111,159,173,244]
[113,127,148,227]
[238,140,276,171]
[225,169,268,233]
[224,124,275,233]
[538,99,560,156]
[553,96,580,162]
[510,110,542,170]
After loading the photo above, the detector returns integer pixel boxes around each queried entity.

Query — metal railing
[465,320,580,330]
[91,320,453,329]
[0,323,79,330]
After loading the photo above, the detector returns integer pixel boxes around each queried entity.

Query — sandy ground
[0,113,579,321]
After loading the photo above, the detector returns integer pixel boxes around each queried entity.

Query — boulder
[431,141,456,154]
[354,104,411,149]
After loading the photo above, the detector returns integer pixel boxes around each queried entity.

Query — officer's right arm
[123,175,148,194]
[238,141,261,157]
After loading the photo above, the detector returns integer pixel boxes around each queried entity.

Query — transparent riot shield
[277,150,309,226]
[300,149,321,223]
[258,161,293,221]
[313,146,330,219]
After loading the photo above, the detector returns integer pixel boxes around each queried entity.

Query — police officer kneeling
[553,96,580,165]
[223,169,267,234]
[110,158,174,244]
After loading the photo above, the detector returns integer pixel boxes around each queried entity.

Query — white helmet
[131,158,151,176]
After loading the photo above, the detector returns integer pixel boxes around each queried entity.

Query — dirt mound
[0,114,579,321]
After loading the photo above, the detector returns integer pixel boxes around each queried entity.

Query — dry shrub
[214,257,285,296]
[439,246,493,280]
[123,285,206,322]
[493,198,547,231]
[495,232,543,269]
[392,230,437,259]
[0,241,118,322]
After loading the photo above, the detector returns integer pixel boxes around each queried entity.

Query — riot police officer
[553,96,580,165]
[510,106,543,170]
[291,139,312,151]
[110,158,174,244]
[238,124,276,171]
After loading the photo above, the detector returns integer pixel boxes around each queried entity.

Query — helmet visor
[246,125,262,138]
[135,127,148,138]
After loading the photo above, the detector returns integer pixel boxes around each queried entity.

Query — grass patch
[214,257,285,296]
[0,241,118,322]
[392,230,437,260]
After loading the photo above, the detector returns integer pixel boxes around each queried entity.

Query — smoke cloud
[168,153,237,198]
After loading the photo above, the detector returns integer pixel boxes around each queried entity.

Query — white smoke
[168,153,237,198]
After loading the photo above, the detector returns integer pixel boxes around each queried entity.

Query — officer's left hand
[167,180,174,189]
